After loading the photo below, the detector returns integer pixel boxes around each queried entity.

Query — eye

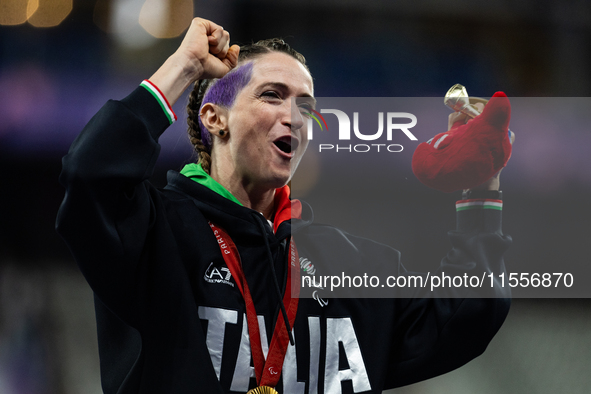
[297,101,317,118]
[298,104,313,118]
[261,91,281,100]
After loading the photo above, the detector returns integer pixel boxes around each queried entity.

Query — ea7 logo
[204,262,234,287]
[307,110,418,141]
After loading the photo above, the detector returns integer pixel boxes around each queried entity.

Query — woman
[57,17,511,394]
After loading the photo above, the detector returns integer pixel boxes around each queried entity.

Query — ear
[200,103,228,138]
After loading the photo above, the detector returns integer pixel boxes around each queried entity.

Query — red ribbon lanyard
[209,222,300,387]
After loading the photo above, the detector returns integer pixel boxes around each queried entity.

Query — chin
[264,171,291,190]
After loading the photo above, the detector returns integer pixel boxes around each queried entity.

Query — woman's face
[220,51,314,191]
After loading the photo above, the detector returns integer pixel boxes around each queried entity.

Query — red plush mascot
[411,87,513,193]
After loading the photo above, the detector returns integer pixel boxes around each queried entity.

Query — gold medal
[246,386,279,394]
[444,83,489,119]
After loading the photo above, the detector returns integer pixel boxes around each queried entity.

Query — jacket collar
[164,170,312,241]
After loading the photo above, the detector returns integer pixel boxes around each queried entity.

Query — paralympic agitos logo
[302,106,418,153]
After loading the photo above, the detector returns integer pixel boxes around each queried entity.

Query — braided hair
[186,38,309,174]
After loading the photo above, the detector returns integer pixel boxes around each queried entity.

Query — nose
[288,98,305,131]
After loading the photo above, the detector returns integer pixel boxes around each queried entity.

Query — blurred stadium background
[1,0,591,393]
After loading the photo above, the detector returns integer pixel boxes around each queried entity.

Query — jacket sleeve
[384,201,512,388]
[55,85,174,321]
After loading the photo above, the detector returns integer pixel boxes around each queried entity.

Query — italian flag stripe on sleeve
[456,199,503,211]
[140,80,177,125]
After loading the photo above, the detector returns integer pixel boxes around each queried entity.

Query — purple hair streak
[198,62,254,150]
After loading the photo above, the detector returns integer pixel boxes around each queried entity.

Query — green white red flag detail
[140,80,177,125]
[456,199,503,212]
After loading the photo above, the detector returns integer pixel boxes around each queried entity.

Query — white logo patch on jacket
[204,261,234,287]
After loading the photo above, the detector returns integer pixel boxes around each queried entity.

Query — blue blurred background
[1,0,590,393]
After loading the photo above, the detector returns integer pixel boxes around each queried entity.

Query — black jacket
[56,86,511,394]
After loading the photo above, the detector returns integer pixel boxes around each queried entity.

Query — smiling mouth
[273,136,299,154]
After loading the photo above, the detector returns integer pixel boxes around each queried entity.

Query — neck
[210,165,276,220]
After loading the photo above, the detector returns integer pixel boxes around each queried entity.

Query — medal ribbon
[209,222,300,388]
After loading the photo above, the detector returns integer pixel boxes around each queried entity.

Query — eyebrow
[258,82,317,105]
